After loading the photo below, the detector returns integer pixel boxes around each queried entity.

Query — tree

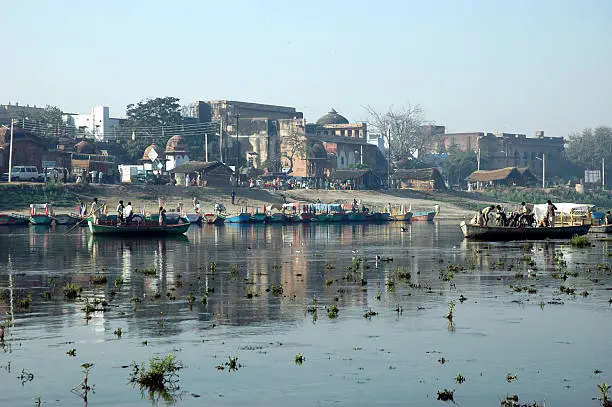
[364,104,430,164]
[126,97,182,128]
[566,126,612,172]
[281,127,306,174]
[443,145,477,188]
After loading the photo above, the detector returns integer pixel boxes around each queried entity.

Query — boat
[347,212,367,222]
[328,212,346,222]
[412,211,436,221]
[268,212,286,223]
[366,212,391,222]
[29,204,54,225]
[226,213,251,224]
[312,213,330,222]
[460,221,591,240]
[0,213,29,226]
[590,224,612,233]
[53,213,80,225]
[203,213,225,225]
[250,213,268,223]
[88,219,190,236]
[185,213,203,225]
[393,212,413,222]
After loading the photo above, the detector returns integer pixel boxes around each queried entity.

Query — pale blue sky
[2,0,611,137]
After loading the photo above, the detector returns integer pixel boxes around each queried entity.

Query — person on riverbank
[125,201,134,223]
[117,200,125,224]
[545,200,557,227]
[481,205,495,226]
[231,189,236,205]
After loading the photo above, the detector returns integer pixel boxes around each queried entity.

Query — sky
[1,0,611,137]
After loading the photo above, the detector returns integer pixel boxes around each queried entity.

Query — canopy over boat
[532,203,603,223]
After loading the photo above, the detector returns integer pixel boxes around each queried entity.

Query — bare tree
[364,104,428,164]
[281,127,306,174]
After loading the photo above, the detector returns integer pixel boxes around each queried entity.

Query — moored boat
[203,213,225,225]
[393,212,413,222]
[347,212,367,222]
[328,212,346,222]
[298,213,314,223]
[29,203,54,225]
[53,213,79,225]
[226,213,251,223]
[460,221,590,240]
[268,212,286,223]
[88,219,190,236]
[412,211,436,221]
[312,213,330,222]
[0,213,29,226]
[589,224,612,233]
[185,213,203,225]
[250,213,267,223]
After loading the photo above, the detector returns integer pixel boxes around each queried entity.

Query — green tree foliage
[443,145,477,188]
[566,126,612,171]
[126,97,182,128]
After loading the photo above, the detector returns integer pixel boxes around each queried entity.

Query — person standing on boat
[603,210,611,225]
[545,200,557,227]
[158,206,167,226]
[117,200,125,224]
[89,198,101,224]
[495,205,507,226]
[125,201,134,223]
[481,205,495,226]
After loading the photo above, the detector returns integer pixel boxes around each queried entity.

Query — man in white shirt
[125,201,134,223]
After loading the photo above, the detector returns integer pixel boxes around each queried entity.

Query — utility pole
[219,117,223,163]
[235,113,240,187]
[603,157,606,191]
[205,133,209,162]
[8,119,14,183]
[542,153,546,189]
[387,127,391,189]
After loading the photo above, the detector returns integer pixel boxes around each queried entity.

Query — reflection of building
[437,130,565,178]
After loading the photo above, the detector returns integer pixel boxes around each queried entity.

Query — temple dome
[165,135,188,154]
[316,108,349,126]
[74,138,96,154]
[142,143,163,160]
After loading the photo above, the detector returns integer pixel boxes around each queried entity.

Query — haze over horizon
[2,0,610,137]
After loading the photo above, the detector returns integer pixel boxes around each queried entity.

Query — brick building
[0,126,71,173]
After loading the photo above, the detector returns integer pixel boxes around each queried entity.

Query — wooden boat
[393,212,413,222]
[589,224,612,233]
[30,214,53,225]
[268,213,286,223]
[312,213,330,222]
[250,213,267,223]
[185,213,203,225]
[298,213,314,223]
[53,213,79,225]
[0,213,29,226]
[460,221,591,240]
[328,213,346,222]
[412,211,436,221]
[203,213,225,225]
[29,203,54,225]
[88,219,190,236]
[226,213,251,223]
[347,212,367,222]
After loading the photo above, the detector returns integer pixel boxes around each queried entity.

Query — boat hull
[589,224,612,233]
[299,213,314,223]
[226,213,251,223]
[250,213,268,223]
[54,214,79,225]
[347,212,367,222]
[268,214,286,223]
[88,220,190,235]
[0,213,30,226]
[393,212,413,222]
[328,213,345,222]
[412,211,436,221]
[460,221,591,240]
[185,213,203,225]
[204,213,225,225]
[29,214,53,225]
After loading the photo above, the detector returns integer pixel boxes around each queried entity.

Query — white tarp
[532,203,595,222]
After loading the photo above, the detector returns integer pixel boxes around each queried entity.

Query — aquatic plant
[67,348,76,357]
[455,373,466,384]
[226,356,239,372]
[559,285,576,295]
[91,274,107,285]
[71,363,93,402]
[437,389,454,402]
[136,265,157,276]
[325,263,335,271]
[363,309,378,319]
[570,234,591,247]
[63,283,83,300]
[506,373,518,382]
[114,276,124,286]
[598,383,611,405]
[209,261,216,273]
[18,369,34,385]
[446,301,456,320]
[295,353,305,365]
[17,293,32,309]
[129,354,183,399]
[114,327,122,337]
[188,292,196,307]
[327,305,339,319]
[438,357,446,364]
[376,291,381,301]
[271,285,283,296]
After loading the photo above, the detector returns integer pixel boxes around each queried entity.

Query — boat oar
[64,216,89,235]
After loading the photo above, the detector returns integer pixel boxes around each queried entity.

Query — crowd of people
[472,200,555,227]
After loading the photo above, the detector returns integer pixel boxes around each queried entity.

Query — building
[367,132,387,156]
[63,106,121,141]
[169,161,233,187]
[0,126,71,173]
[392,168,446,191]
[328,169,381,189]
[164,135,190,171]
[467,167,537,188]
[70,138,117,180]
[437,130,565,178]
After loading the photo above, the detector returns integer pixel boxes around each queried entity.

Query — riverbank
[0,182,498,219]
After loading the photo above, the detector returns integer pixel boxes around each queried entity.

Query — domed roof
[165,135,188,154]
[74,138,96,154]
[316,108,349,126]
[142,143,163,161]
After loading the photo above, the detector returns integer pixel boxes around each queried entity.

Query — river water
[0,221,610,406]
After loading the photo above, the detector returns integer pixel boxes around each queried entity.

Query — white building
[367,132,388,156]
[63,106,120,141]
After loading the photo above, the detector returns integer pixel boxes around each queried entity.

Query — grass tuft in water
[129,354,183,399]
[63,283,83,300]
[327,304,339,319]
[295,353,305,365]
[437,389,454,402]
[570,235,590,248]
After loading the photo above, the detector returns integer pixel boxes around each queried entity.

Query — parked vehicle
[1,166,42,182]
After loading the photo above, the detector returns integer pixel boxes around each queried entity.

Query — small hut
[467,166,531,187]
[170,161,233,187]
[328,169,381,190]
[392,168,446,191]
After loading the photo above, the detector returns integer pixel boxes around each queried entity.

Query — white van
[1,166,42,182]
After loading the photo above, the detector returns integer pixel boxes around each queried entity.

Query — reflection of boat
[88,219,190,235]
[226,213,251,223]
[393,212,413,222]
[0,213,29,226]
[590,224,612,233]
[29,203,54,225]
[53,213,79,225]
[460,221,590,240]
[412,211,435,221]
[203,213,225,225]
[89,233,189,244]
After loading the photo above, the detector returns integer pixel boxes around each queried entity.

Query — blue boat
[226,213,251,223]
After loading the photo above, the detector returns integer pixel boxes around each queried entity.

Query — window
[341,157,345,165]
